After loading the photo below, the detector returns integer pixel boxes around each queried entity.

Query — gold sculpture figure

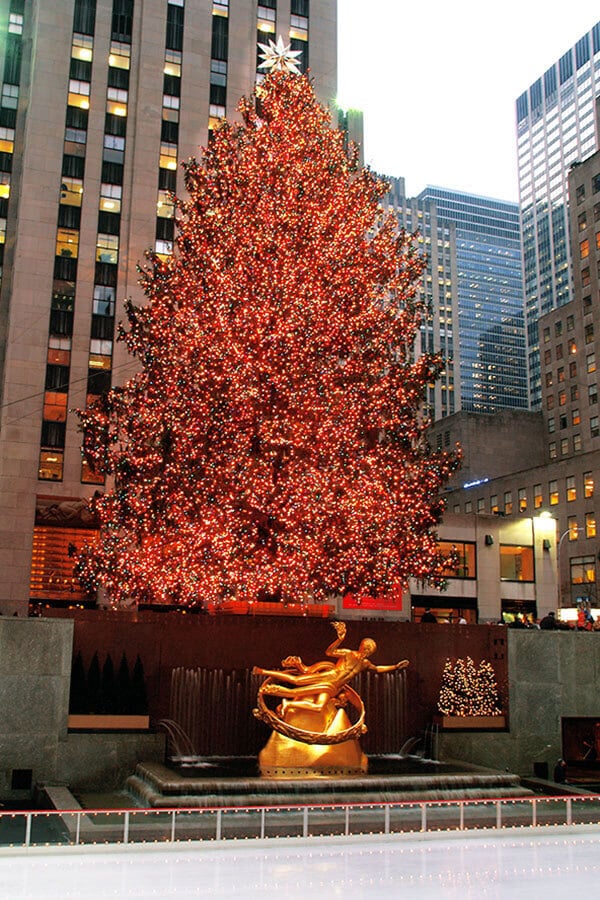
[253,621,409,777]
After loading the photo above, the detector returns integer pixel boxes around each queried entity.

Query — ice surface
[0,830,599,899]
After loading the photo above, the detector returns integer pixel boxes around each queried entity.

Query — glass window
[109,41,131,70]
[555,320,563,337]
[549,480,559,505]
[93,285,116,316]
[567,475,576,501]
[38,450,63,481]
[567,315,575,332]
[159,142,178,170]
[586,512,596,539]
[582,267,591,287]
[570,556,596,586]
[518,488,527,512]
[584,472,594,497]
[572,408,581,425]
[437,541,476,579]
[96,233,119,264]
[504,491,513,514]
[558,389,566,406]
[548,417,555,433]
[569,361,577,378]
[477,498,485,513]
[534,484,542,509]
[56,228,79,258]
[580,238,590,258]
[157,189,174,218]
[586,323,595,344]
[549,441,557,459]
[490,494,498,514]
[99,183,122,213]
[574,433,582,452]
[72,33,94,62]
[592,416,600,437]
[556,344,564,360]
[557,367,565,382]
[543,327,550,343]
[587,352,596,373]
[569,339,577,354]
[500,545,534,582]
[561,437,569,455]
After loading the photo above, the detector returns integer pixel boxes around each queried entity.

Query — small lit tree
[437,657,502,717]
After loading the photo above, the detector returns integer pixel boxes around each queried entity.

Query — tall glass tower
[417,187,528,415]
[516,21,600,408]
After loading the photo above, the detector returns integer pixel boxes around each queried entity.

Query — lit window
[437,541,476,579]
[72,33,94,62]
[490,494,498,514]
[572,408,581,425]
[155,239,173,256]
[0,126,15,154]
[1,84,19,109]
[159,142,178,170]
[96,234,119,264]
[38,450,63,481]
[580,238,590,258]
[504,491,513,514]
[586,513,596,539]
[157,189,174,219]
[99,183,122,213]
[164,49,182,77]
[60,178,83,207]
[0,173,10,199]
[500,545,534,582]
[109,42,131,70]
[587,352,596,373]
[89,352,112,369]
[534,484,542,509]
[8,13,23,34]
[163,94,180,110]
[518,488,527,512]
[56,228,79,258]
[567,475,576,502]
[549,480,559,505]
[0,218,5,244]
[570,556,596,586]
[43,391,68,423]
[584,472,594,498]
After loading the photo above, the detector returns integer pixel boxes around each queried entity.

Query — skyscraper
[417,186,527,415]
[0,0,337,614]
[384,178,459,422]
[516,20,600,408]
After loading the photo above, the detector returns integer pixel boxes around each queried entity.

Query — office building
[384,178,459,422]
[417,187,528,415]
[516,20,600,407]
[0,0,337,614]
[443,146,600,615]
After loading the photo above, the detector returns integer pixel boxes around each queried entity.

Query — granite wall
[0,617,73,798]
[438,629,600,776]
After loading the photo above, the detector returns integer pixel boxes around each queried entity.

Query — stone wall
[0,618,73,799]
[438,630,600,776]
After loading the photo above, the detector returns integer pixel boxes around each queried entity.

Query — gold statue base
[258,704,368,778]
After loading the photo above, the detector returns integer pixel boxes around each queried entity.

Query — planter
[434,714,506,731]
[68,714,150,731]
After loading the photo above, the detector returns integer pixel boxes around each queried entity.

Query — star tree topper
[258,36,303,75]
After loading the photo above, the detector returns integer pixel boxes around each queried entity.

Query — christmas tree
[437,657,502,717]
[77,46,459,608]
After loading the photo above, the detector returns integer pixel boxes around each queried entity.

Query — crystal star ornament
[257,36,302,75]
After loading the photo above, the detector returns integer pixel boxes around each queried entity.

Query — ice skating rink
[1,830,600,899]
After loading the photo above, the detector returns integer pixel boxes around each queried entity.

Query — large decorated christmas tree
[77,42,459,608]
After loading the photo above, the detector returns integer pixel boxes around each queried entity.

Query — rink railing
[2,794,600,849]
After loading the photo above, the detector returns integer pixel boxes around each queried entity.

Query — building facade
[417,187,528,415]
[516,20,600,407]
[0,0,337,614]
[444,144,600,614]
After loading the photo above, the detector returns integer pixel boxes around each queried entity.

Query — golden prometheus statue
[253,621,408,777]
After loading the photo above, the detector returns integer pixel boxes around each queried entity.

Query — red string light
[77,70,460,608]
